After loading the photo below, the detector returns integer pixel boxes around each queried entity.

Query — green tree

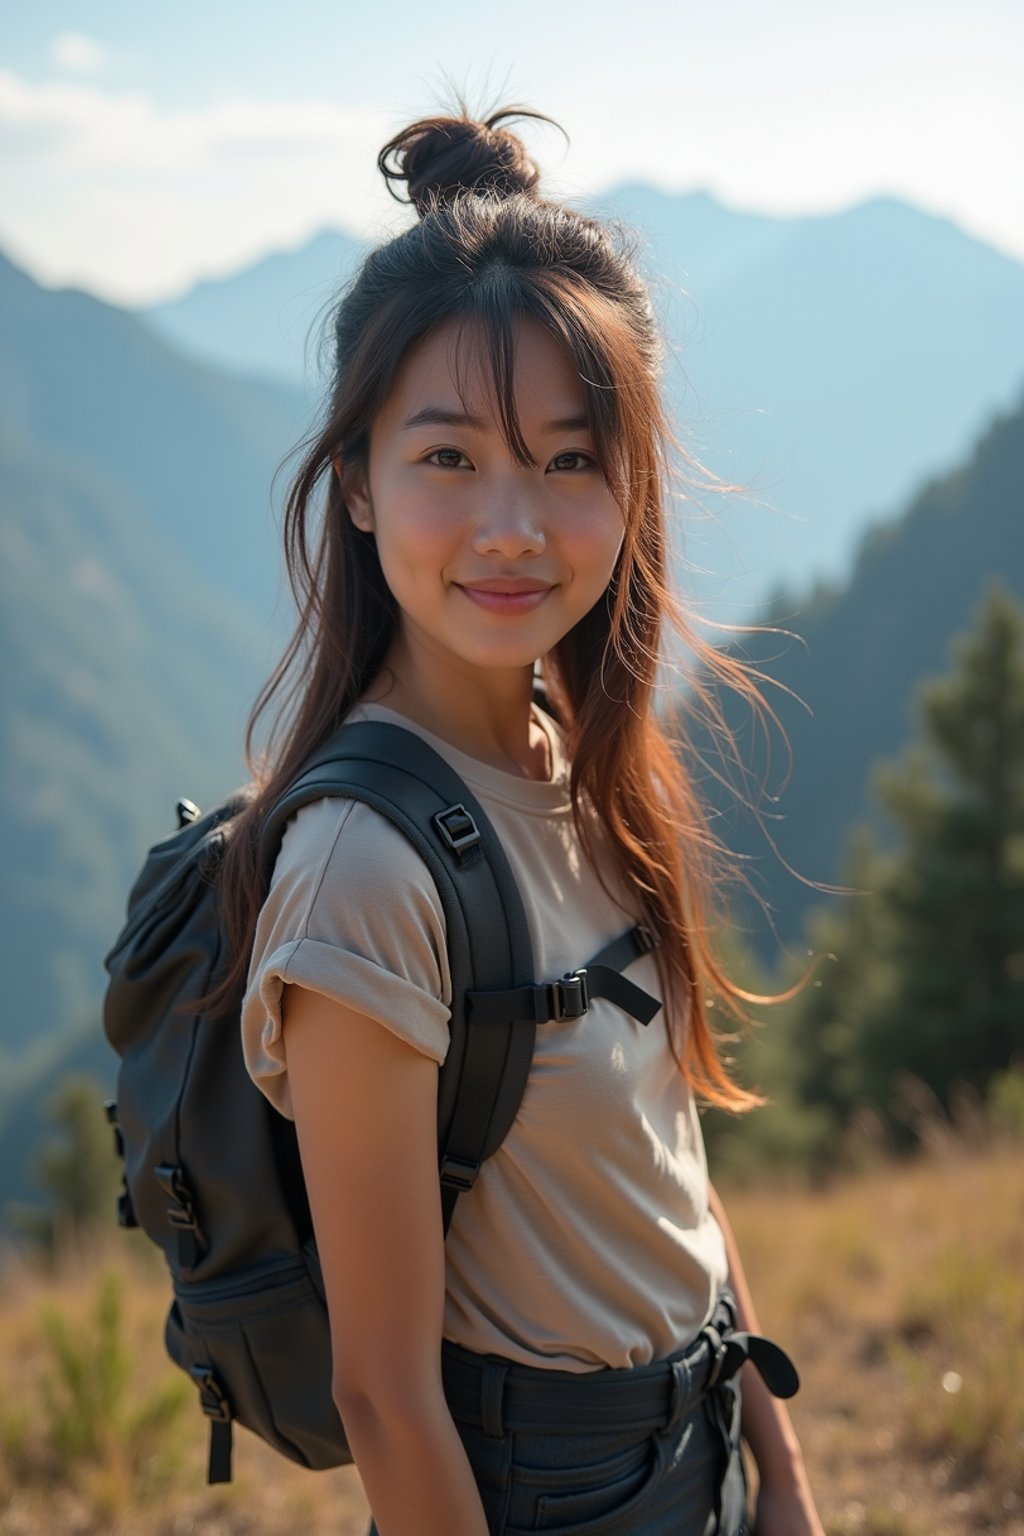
[784,823,898,1128]
[8,1074,121,1248]
[701,920,837,1180]
[858,581,1024,1106]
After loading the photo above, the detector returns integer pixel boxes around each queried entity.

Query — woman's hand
[705,1183,826,1536]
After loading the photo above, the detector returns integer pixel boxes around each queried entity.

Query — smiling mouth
[455,582,553,614]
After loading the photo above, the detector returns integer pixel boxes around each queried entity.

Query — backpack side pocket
[168,1253,350,1470]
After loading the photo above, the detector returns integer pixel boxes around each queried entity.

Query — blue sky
[2,0,1022,303]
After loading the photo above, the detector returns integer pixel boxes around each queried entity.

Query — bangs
[438,269,643,502]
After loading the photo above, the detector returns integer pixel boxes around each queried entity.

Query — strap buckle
[439,1154,480,1194]
[154,1163,203,1235]
[433,804,481,862]
[548,970,589,1021]
[189,1365,232,1423]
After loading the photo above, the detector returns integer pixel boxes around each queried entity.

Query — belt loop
[480,1359,508,1440]
[665,1352,697,1435]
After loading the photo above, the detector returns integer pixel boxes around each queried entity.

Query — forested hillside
[697,386,1024,964]
[0,253,304,1116]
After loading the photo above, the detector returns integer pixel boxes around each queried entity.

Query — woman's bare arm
[283,984,489,1536]
[707,1182,825,1536]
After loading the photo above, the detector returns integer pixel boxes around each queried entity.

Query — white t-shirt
[241,701,728,1371]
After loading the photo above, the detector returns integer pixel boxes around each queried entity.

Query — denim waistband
[441,1290,749,1438]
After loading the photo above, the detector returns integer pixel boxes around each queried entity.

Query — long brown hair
[213,105,815,1110]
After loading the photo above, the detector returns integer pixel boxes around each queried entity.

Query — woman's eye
[549,451,595,472]
[426,448,471,469]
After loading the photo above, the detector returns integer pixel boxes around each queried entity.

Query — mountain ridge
[133,189,1024,622]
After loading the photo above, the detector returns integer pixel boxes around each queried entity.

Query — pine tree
[859,581,1024,1106]
[786,823,898,1126]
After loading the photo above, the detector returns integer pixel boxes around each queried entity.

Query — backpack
[102,718,660,1483]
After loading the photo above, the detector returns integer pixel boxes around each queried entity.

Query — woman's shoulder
[243,793,453,1118]
[271,793,445,931]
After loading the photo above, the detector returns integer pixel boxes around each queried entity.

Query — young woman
[230,106,826,1535]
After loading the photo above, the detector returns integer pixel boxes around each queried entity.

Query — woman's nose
[471,484,546,557]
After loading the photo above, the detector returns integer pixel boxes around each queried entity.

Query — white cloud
[0,46,1020,306]
[51,32,108,77]
[0,69,387,174]
[0,69,400,301]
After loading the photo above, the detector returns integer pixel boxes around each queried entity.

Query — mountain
[144,227,369,395]
[0,425,254,1058]
[137,191,1024,622]
[0,252,310,1067]
[699,384,1024,966]
[0,251,307,617]
[2,236,1023,1223]
[603,188,1024,617]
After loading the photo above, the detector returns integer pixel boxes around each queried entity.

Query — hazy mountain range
[2,184,1023,1217]
[0,249,295,1073]
[143,188,1024,623]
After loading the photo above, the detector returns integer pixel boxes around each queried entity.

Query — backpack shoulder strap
[258,720,537,1232]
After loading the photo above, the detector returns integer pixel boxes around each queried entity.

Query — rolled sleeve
[241,797,452,1119]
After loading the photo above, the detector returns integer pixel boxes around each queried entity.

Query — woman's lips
[455,583,553,615]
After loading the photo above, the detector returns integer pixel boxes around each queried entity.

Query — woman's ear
[333,454,374,533]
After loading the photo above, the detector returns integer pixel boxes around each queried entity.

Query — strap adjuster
[104,1099,124,1159]
[433,804,481,862]
[439,1154,480,1194]
[189,1365,232,1423]
[548,970,589,1021]
[154,1163,203,1235]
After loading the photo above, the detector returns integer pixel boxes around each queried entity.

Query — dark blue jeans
[441,1376,744,1534]
[366,1307,749,1534]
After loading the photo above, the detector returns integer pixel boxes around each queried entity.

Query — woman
[230,106,825,1534]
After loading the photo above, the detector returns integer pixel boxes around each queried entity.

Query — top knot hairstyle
[378,107,548,215]
[213,104,814,1109]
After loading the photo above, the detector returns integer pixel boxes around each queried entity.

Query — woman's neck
[362,643,551,782]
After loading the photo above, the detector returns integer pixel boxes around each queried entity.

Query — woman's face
[345,315,625,681]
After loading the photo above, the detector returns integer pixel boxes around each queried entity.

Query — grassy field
[1,1138,1021,1535]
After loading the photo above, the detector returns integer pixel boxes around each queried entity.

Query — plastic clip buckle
[548,970,589,1021]
[189,1365,232,1423]
[154,1163,202,1235]
[433,804,481,862]
[439,1154,480,1194]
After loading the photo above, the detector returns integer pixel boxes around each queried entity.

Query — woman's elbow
[332,1357,442,1438]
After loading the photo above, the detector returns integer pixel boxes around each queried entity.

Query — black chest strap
[441,922,662,1230]
[465,923,660,1030]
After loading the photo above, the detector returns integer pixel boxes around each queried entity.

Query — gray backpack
[102,720,660,1482]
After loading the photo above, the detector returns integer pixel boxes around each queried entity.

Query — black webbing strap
[260,722,538,1237]
[589,925,657,976]
[466,924,661,1029]
[585,924,662,1027]
[188,1365,234,1482]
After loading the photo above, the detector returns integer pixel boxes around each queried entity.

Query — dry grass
[1,1141,1021,1534]
[726,1138,1024,1535]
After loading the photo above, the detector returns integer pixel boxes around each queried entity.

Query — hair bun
[378,106,555,217]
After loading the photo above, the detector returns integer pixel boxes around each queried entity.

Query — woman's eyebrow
[403,407,487,430]
[402,406,590,432]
